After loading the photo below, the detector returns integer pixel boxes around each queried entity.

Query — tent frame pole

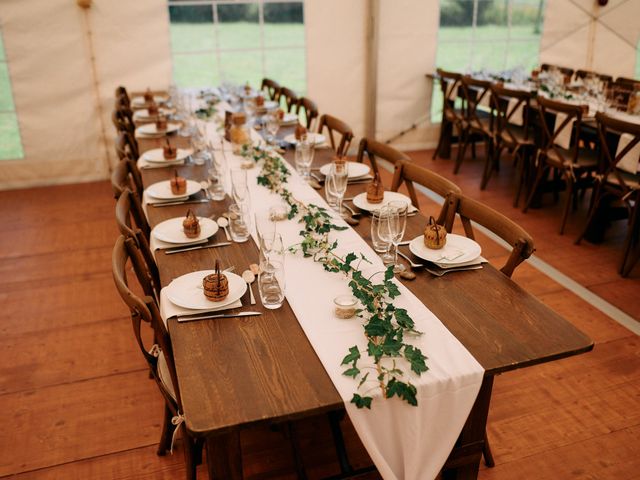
[364,0,380,141]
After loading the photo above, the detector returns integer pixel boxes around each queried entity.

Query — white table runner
[210,136,484,478]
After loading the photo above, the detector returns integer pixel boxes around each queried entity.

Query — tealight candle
[334,295,358,319]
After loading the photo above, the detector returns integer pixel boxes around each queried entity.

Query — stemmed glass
[230,168,250,206]
[378,201,408,272]
[294,138,315,182]
[326,161,349,218]
[265,112,280,146]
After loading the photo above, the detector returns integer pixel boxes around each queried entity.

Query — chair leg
[285,422,308,480]
[328,410,354,474]
[523,162,546,213]
[454,129,469,175]
[575,186,603,245]
[157,404,173,456]
[433,121,447,160]
[559,176,574,235]
[483,430,496,468]
[480,138,497,190]
[513,149,527,208]
[620,201,640,277]
[183,431,198,480]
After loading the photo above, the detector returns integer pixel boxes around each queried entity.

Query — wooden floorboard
[0,145,637,479]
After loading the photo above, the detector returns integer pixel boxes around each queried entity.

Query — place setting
[150,209,230,255]
[137,140,193,169]
[144,171,209,208]
[160,260,259,323]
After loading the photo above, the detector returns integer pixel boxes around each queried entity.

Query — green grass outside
[170,22,307,94]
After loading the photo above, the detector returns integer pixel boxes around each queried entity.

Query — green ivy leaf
[341,346,360,366]
[404,345,429,374]
[351,393,372,409]
[386,378,418,406]
[394,308,414,330]
[384,265,394,281]
[342,367,360,378]
[357,372,370,388]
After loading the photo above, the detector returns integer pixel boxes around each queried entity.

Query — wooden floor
[1,146,638,479]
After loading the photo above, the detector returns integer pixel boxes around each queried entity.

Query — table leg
[206,430,243,480]
[442,375,494,480]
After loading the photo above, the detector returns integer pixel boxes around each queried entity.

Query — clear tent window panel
[431,0,546,122]
[0,29,24,160]
[168,0,307,94]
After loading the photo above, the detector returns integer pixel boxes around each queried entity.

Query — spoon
[241,270,257,305]
[217,216,231,241]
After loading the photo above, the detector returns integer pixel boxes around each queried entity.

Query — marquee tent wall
[0,0,638,190]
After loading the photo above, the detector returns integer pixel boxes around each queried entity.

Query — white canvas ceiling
[0,0,638,190]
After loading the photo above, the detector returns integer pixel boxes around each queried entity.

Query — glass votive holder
[334,295,358,319]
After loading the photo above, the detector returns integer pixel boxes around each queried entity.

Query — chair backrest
[115,131,140,161]
[317,114,354,157]
[279,86,298,113]
[111,155,144,202]
[608,81,634,111]
[537,95,586,165]
[615,77,640,88]
[356,138,409,179]
[595,111,640,193]
[445,193,535,277]
[575,69,612,85]
[390,160,461,224]
[541,63,574,78]
[296,96,319,130]
[115,85,130,107]
[491,84,532,142]
[115,189,158,299]
[460,75,495,134]
[112,235,182,409]
[112,108,135,135]
[437,68,463,123]
[261,78,281,101]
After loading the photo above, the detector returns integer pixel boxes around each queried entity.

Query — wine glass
[230,168,250,206]
[378,203,407,272]
[265,112,280,145]
[295,139,315,182]
[326,161,348,217]
[387,201,408,272]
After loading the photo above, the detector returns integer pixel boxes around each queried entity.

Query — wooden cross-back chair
[455,75,496,175]
[111,154,144,204]
[115,130,140,161]
[575,69,613,85]
[434,68,465,161]
[489,84,536,205]
[523,96,598,234]
[607,81,635,111]
[446,192,535,277]
[112,236,201,479]
[356,138,408,184]
[116,85,130,108]
[317,114,354,157]
[576,112,640,276]
[279,86,299,113]
[112,108,135,136]
[115,189,158,299]
[615,77,640,88]
[390,160,461,224]
[296,96,319,130]
[260,78,281,101]
[541,64,575,78]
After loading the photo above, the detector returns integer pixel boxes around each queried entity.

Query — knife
[152,199,209,207]
[177,311,262,322]
[164,242,232,255]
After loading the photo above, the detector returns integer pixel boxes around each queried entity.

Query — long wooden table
[138,130,593,479]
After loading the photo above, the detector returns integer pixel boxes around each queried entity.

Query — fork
[426,265,483,277]
[342,202,361,217]
[397,250,425,269]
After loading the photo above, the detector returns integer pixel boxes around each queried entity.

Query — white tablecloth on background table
[205,120,484,478]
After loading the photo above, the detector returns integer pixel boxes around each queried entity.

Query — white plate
[280,113,299,125]
[146,179,201,200]
[142,148,193,164]
[352,191,413,212]
[408,233,482,266]
[284,133,326,146]
[132,95,168,106]
[152,217,219,244]
[136,122,180,136]
[264,100,279,110]
[165,270,247,310]
[319,161,370,179]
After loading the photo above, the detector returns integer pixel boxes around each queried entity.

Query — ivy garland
[241,145,429,408]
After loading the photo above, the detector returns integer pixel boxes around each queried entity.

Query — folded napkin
[159,288,242,327]
[433,255,488,270]
[137,156,185,170]
[149,233,209,259]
